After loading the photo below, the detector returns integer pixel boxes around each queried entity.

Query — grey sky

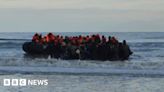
[0,0,163,32]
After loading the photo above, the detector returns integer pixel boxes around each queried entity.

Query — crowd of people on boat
[26,33,132,60]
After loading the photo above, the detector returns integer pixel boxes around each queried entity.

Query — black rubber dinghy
[23,41,133,61]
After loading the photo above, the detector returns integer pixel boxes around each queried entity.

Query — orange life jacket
[32,36,39,43]
[111,37,118,44]
[46,36,49,43]
[41,36,49,43]
[49,35,55,42]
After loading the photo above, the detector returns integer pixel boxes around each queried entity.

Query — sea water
[0,32,164,92]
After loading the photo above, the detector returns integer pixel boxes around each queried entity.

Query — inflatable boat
[22,41,133,61]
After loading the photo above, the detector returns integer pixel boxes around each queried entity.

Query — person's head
[123,40,126,45]
[39,34,42,39]
[92,35,95,38]
[102,35,105,39]
[34,33,39,36]
[48,33,53,36]
[61,36,63,39]
[108,36,111,40]
[119,42,122,46]
[79,35,82,38]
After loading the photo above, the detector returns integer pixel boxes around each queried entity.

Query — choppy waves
[0,32,164,75]
[1,66,164,77]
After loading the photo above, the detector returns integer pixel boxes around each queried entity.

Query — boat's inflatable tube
[23,42,133,61]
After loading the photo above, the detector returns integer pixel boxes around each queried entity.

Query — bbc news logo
[3,79,48,86]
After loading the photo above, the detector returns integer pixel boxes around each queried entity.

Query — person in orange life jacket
[82,37,87,45]
[41,36,49,44]
[41,36,46,44]
[32,33,40,43]
[38,34,42,40]
[111,36,118,44]
[91,35,96,44]
[78,35,83,45]
[86,35,90,43]
[59,36,64,44]
[56,35,59,39]
[95,34,101,44]
[47,33,55,43]
[61,36,66,47]
[101,35,106,44]
[71,37,76,46]
[54,39,58,46]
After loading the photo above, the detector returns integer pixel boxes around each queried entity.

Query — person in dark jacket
[121,40,133,60]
